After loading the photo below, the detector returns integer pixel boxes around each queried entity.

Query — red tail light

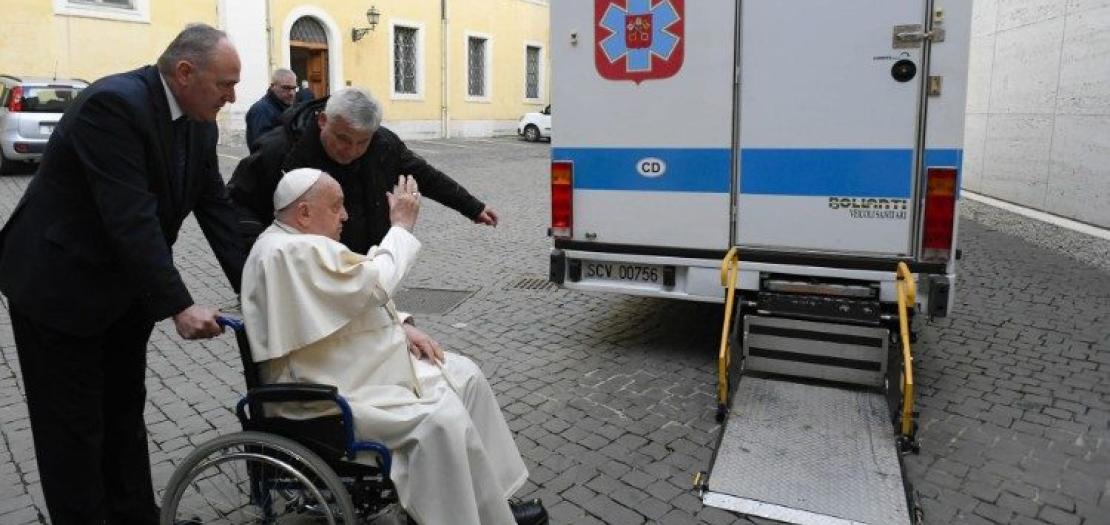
[921,167,957,263]
[551,160,573,238]
[7,86,22,112]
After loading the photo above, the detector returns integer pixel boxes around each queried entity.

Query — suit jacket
[294,87,315,104]
[0,65,244,336]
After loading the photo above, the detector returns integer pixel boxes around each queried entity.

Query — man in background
[245,68,297,152]
[229,87,498,254]
[295,79,316,104]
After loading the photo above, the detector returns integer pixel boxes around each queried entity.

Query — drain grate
[507,275,559,291]
[393,288,474,315]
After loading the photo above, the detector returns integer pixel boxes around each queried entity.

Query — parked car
[0,75,87,174]
[517,105,551,142]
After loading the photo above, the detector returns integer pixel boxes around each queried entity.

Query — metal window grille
[525,46,541,99]
[468,37,487,97]
[291,17,327,44]
[394,27,418,94]
[70,0,134,8]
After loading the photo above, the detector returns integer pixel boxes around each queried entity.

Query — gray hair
[157,23,229,74]
[324,87,382,133]
[271,68,296,83]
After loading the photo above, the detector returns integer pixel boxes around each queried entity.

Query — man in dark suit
[0,23,245,524]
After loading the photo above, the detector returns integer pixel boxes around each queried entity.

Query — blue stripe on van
[552,147,962,196]
[553,147,731,193]
[740,148,963,197]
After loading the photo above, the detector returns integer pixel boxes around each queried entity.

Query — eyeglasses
[276,85,298,91]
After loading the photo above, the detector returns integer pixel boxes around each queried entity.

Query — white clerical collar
[273,220,301,234]
[159,73,184,121]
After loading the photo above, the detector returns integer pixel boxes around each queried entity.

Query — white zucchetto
[273,168,323,210]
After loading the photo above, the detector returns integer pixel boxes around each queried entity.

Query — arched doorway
[290,17,329,98]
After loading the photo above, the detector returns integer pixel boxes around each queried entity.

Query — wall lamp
[352,6,381,42]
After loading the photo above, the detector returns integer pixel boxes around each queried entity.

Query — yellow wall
[1,0,548,135]
[362,0,443,121]
[269,0,549,124]
[272,0,449,121]
[448,0,550,120]
[0,1,217,83]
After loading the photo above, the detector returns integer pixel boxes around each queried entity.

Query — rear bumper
[1,132,48,161]
[550,243,955,315]
[552,239,947,274]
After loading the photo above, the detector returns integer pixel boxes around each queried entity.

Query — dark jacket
[0,65,244,336]
[227,98,486,254]
[295,86,315,104]
[245,89,289,153]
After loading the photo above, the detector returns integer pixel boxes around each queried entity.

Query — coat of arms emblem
[595,0,684,83]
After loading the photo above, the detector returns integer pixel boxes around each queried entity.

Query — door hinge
[927,75,943,96]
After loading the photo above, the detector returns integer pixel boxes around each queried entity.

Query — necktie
[172,117,188,199]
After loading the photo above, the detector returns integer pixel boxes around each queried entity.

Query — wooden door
[307,48,328,96]
[290,41,329,97]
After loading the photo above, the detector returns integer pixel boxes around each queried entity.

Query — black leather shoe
[509,498,548,525]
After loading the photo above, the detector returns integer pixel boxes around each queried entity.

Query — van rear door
[734,1,940,257]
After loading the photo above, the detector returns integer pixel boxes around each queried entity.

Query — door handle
[892,24,946,48]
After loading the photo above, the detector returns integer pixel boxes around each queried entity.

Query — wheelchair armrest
[247,383,340,404]
[235,383,394,477]
[236,383,387,470]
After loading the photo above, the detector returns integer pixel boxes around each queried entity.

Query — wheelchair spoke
[160,432,357,524]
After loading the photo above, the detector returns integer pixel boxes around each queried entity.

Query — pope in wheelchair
[239,168,547,525]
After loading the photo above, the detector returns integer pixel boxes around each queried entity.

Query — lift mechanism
[698,250,922,524]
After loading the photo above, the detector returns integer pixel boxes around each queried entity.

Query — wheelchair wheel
[160,431,357,524]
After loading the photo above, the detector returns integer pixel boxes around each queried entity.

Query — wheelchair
[159,317,405,524]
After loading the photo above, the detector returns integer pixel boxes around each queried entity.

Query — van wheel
[524,125,540,142]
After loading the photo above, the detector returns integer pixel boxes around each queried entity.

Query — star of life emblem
[595,0,684,83]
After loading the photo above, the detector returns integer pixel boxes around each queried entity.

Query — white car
[516,105,551,142]
[0,75,87,174]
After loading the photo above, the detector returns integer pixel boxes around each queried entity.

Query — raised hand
[386,175,421,231]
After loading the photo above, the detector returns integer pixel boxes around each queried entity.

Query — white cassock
[241,221,528,525]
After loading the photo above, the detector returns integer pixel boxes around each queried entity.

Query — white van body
[549,0,971,318]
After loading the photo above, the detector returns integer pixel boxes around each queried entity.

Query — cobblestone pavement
[0,139,1107,524]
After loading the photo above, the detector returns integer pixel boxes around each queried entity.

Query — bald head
[159,24,240,122]
[157,23,229,76]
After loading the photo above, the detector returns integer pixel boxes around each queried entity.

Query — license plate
[583,262,661,284]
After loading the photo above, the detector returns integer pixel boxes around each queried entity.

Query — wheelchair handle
[217,315,245,332]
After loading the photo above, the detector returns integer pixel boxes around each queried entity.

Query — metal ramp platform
[703,376,911,525]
